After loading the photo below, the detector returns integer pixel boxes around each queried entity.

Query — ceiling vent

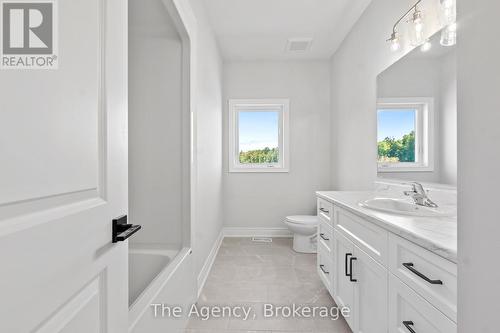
[285,38,313,52]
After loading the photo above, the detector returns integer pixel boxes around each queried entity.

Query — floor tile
[186,237,352,333]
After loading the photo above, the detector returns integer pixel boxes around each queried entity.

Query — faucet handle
[404,183,418,195]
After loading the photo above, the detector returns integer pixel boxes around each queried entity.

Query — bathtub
[129,245,196,332]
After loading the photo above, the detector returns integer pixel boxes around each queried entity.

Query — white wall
[439,51,457,185]
[223,61,331,230]
[129,0,184,246]
[179,0,224,281]
[458,0,500,331]
[330,0,445,190]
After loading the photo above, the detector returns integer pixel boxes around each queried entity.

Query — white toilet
[284,215,319,253]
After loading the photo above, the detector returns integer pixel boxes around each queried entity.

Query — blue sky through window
[377,109,416,141]
[239,111,279,152]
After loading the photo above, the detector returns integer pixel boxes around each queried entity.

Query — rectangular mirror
[377,29,456,185]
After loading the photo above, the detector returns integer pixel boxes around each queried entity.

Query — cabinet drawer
[389,274,456,333]
[334,206,388,266]
[317,246,333,295]
[318,219,333,254]
[317,198,333,224]
[389,234,457,322]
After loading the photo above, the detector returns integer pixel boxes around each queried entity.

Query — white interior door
[0,0,129,332]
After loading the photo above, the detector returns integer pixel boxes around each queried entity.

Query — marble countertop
[316,191,457,263]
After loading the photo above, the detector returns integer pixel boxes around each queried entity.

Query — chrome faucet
[404,182,438,208]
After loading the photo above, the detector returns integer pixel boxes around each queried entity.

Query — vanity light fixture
[440,0,457,46]
[387,0,423,52]
[440,22,457,46]
[440,0,456,24]
[388,31,401,51]
[410,7,425,45]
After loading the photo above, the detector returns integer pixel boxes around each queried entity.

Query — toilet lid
[286,215,318,225]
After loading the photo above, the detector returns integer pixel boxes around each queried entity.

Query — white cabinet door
[333,231,355,330]
[389,275,456,333]
[352,246,388,333]
[0,0,128,332]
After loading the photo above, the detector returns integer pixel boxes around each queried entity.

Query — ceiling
[201,0,372,60]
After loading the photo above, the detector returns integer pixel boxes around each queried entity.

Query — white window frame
[377,97,434,172]
[228,99,290,173]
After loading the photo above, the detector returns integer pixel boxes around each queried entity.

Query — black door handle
[345,253,352,277]
[403,321,416,333]
[319,264,329,275]
[403,263,443,285]
[320,233,330,241]
[319,207,330,214]
[112,215,142,243]
[349,256,357,282]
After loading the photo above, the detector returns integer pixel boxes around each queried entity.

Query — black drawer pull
[345,253,352,277]
[319,264,329,274]
[403,263,443,285]
[320,233,330,241]
[403,321,416,333]
[319,207,330,214]
[349,256,357,282]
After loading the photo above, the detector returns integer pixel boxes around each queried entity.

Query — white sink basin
[359,198,454,217]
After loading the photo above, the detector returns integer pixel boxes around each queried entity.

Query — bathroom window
[228,99,289,172]
[377,98,434,172]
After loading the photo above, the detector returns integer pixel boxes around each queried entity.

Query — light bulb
[440,24,457,46]
[420,40,432,52]
[388,32,400,51]
[411,10,425,45]
[441,0,453,8]
[440,0,456,24]
[391,39,400,52]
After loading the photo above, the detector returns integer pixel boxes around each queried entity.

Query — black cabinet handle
[319,264,329,275]
[320,233,330,241]
[403,263,443,285]
[319,207,330,214]
[349,256,358,282]
[403,321,416,333]
[112,215,142,243]
[345,253,352,277]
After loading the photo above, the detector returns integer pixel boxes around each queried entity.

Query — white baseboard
[223,227,292,238]
[197,229,224,297]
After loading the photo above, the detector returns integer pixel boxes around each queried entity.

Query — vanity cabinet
[316,196,457,333]
[333,227,388,333]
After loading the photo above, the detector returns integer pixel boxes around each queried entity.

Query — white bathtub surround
[180,0,225,285]
[196,230,224,297]
[129,248,196,332]
[128,244,180,306]
[316,191,457,262]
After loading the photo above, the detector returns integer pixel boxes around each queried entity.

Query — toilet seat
[285,215,318,225]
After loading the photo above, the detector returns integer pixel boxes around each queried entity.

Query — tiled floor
[185,237,352,333]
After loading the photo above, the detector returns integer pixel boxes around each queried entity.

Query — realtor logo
[1,0,58,69]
